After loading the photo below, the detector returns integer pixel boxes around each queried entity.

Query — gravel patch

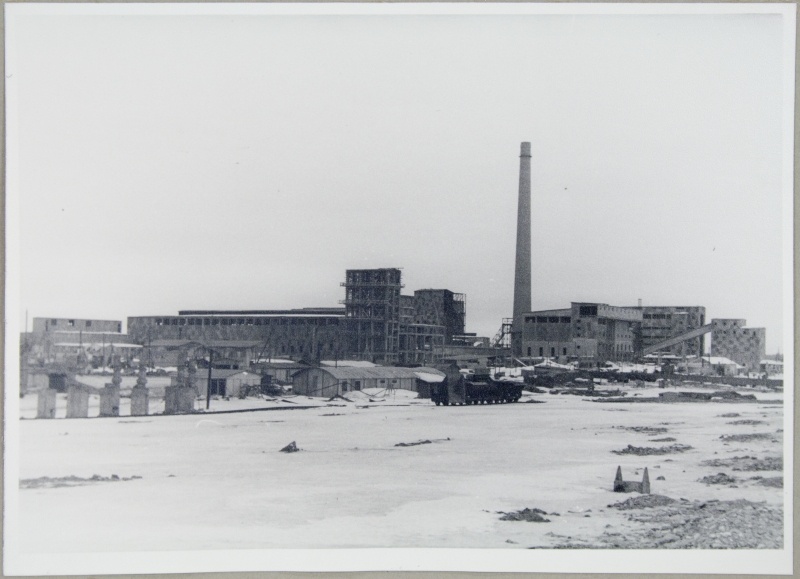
[726,420,766,425]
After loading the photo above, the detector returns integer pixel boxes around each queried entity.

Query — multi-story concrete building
[519,302,642,364]
[636,306,706,357]
[412,289,466,344]
[710,318,766,371]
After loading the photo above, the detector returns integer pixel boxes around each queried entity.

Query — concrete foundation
[165,386,195,414]
[66,386,89,419]
[36,388,57,419]
[130,387,149,416]
[99,384,121,417]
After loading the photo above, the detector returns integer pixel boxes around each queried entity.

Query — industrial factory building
[127,268,466,366]
[710,318,766,371]
[519,302,641,364]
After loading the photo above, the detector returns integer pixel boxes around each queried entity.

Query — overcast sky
[6,6,792,352]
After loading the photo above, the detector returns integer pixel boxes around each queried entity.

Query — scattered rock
[656,476,665,480]
[755,477,783,488]
[20,474,141,489]
[280,441,300,453]
[612,444,693,456]
[719,413,741,418]
[395,439,432,447]
[616,426,668,434]
[649,437,677,442]
[608,495,677,510]
[699,473,737,485]
[499,508,551,523]
[719,433,773,442]
[701,455,782,472]
[727,419,765,425]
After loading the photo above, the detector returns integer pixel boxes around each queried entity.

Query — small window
[539,347,544,356]
[68,320,75,327]
[86,320,92,327]
[551,347,556,357]
[527,347,532,356]
[563,347,567,355]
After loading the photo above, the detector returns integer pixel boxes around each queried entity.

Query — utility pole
[205,347,214,410]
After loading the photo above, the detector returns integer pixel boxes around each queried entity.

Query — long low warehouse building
[291,366,445,398]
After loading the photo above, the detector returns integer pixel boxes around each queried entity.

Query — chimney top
[520,142,531,157]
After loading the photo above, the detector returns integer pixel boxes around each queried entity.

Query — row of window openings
[153,318,339,327]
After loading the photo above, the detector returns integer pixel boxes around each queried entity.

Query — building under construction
[127,268,466,366]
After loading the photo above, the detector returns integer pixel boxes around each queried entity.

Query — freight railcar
[430,367,523,406]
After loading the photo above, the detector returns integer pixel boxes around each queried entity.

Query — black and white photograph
[4,3,795,575]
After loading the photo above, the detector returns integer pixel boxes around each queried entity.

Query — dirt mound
[499,507,551,522]
[699,472,737,485]
[608,494,677,510]
[612,444,692,456]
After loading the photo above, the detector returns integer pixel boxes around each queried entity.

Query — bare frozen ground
[16,385,785,552]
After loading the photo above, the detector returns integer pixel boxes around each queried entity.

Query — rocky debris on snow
[699,473,737,485]
[649,437,677,442]
[395,437,450,447]
[615,426,668,434]
[20,474,142,489]
[719,412,741,418]
[320,413,345,417]
[608,494,677,510]
[752,476,783,488]
[602,498,783,549]
[701,455,782,472]
[613,444,692,456]
[719,433,774,443]
[727,419,766,425]
[280,441,300,453]
[327,394,353,403]
[395,439,431,447]
[656,476,666,480]
[498,507,551,522]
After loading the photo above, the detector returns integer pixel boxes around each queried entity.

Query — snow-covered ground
[14,383,786,555]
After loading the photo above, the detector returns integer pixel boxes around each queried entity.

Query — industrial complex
[20,142,771,397]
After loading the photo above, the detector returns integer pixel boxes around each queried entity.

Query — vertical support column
[130,366,149,416]
[66,385,89,418]
[36,388,57,418]
[511,141,532,356]
[100,364,121,417]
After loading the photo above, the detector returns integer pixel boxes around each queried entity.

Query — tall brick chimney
[511,142,531,356]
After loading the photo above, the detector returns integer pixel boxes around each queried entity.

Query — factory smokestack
[511,142,532,355]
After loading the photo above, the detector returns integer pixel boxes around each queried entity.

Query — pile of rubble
[603,498,783,549]
[612,443,692,456]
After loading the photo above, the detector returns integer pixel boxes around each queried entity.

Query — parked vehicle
[431,367,523,406]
